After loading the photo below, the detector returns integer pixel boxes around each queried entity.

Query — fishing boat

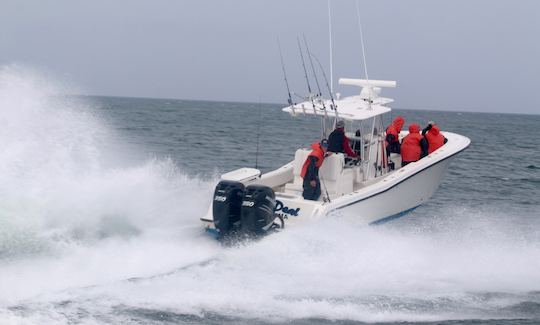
[201,77,471,237]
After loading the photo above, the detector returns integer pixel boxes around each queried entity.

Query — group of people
[301,120,357,201]
[385,116,448,167]
[301,117,448,201]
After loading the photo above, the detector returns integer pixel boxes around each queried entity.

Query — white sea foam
[53,213,535,322]
[0,66,539,323]
[0,65,220,305]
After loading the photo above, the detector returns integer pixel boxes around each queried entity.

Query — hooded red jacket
[386,116,405,144]
[401,123,424,163]
[425,125,446,154]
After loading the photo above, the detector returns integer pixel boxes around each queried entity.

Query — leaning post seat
[284,148,311,194]
[319,153,353,197]
[292,149,311,185]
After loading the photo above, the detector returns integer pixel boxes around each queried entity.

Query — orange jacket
[301,142,325,178]
[385,116,405,144]
[401,124,424,163]
[425,125,445,154]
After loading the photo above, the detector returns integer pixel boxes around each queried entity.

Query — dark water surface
[0,75,539,324]
[100,96,540,215]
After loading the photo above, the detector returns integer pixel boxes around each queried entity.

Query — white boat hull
[323,155,453,223]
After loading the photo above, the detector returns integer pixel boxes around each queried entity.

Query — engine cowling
[212,180,245,235]
[240,185,277,235]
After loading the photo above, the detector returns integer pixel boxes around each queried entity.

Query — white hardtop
[282,78,396,121]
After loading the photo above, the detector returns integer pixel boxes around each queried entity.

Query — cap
[320,139,328,148]
[336,120,345,129]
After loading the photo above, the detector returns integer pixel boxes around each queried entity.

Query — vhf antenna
[356,0,372,108]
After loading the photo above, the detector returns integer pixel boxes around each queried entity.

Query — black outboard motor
[212,180,245,235]
[240,185,277,236]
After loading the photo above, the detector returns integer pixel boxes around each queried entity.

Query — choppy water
[0,65,539,324]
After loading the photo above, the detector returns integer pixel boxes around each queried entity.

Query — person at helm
[327,120,358,159]
[301,139,328,201]
[422,121,448,154]
[385,116,405,155]
[400,123,428,167]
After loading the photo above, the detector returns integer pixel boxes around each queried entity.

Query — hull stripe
[369,205,420,225]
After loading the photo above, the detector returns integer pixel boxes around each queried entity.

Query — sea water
[0,65,539,324]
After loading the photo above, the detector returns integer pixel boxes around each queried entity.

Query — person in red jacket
[400,123,428,167]
[327,120,358,161]
[301,139,328,201]
[422,121,448,154]
[386,116,405,155]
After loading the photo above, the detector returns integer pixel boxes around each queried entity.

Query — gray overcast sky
[1,0,539,114]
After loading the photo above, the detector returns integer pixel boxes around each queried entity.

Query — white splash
[0,65,220,307]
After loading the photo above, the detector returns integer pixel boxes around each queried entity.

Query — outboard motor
[240,185,277,236]
[212,180,245,235]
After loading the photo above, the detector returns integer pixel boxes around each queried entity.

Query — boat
[200,77,470,238]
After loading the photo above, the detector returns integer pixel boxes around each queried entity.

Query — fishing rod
[303,34,323,99]
[277,38,295,111]
[320,174,331,203]
[254,100,262,170]
[296,36,317,115]
[309,52,339,120]
[303,34,328,137]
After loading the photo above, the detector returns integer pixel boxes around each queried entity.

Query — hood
[393,116,405,131]
[429,125,440,135]
[409,123,420,133]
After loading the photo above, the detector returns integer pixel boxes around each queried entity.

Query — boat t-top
[201,77,470,237]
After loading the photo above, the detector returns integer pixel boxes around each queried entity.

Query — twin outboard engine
[212,180,279,237]
[212,180,245,234]
[240,185,277,236]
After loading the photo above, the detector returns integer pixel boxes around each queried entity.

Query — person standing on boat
[301,139,328,201]
[422,121,448,153]
[385,116,405,155]
[400,123,428,166]
[327,120,358,160]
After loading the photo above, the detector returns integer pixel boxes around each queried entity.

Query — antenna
[355,0,373,108]
[356,0,370,82]
[327,0,334,94]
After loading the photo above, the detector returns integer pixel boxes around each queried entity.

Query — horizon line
[70,93,539,117]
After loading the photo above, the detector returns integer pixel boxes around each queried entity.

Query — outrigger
[201,77,470,238]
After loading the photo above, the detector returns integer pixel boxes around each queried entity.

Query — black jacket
[328,129,345,153]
